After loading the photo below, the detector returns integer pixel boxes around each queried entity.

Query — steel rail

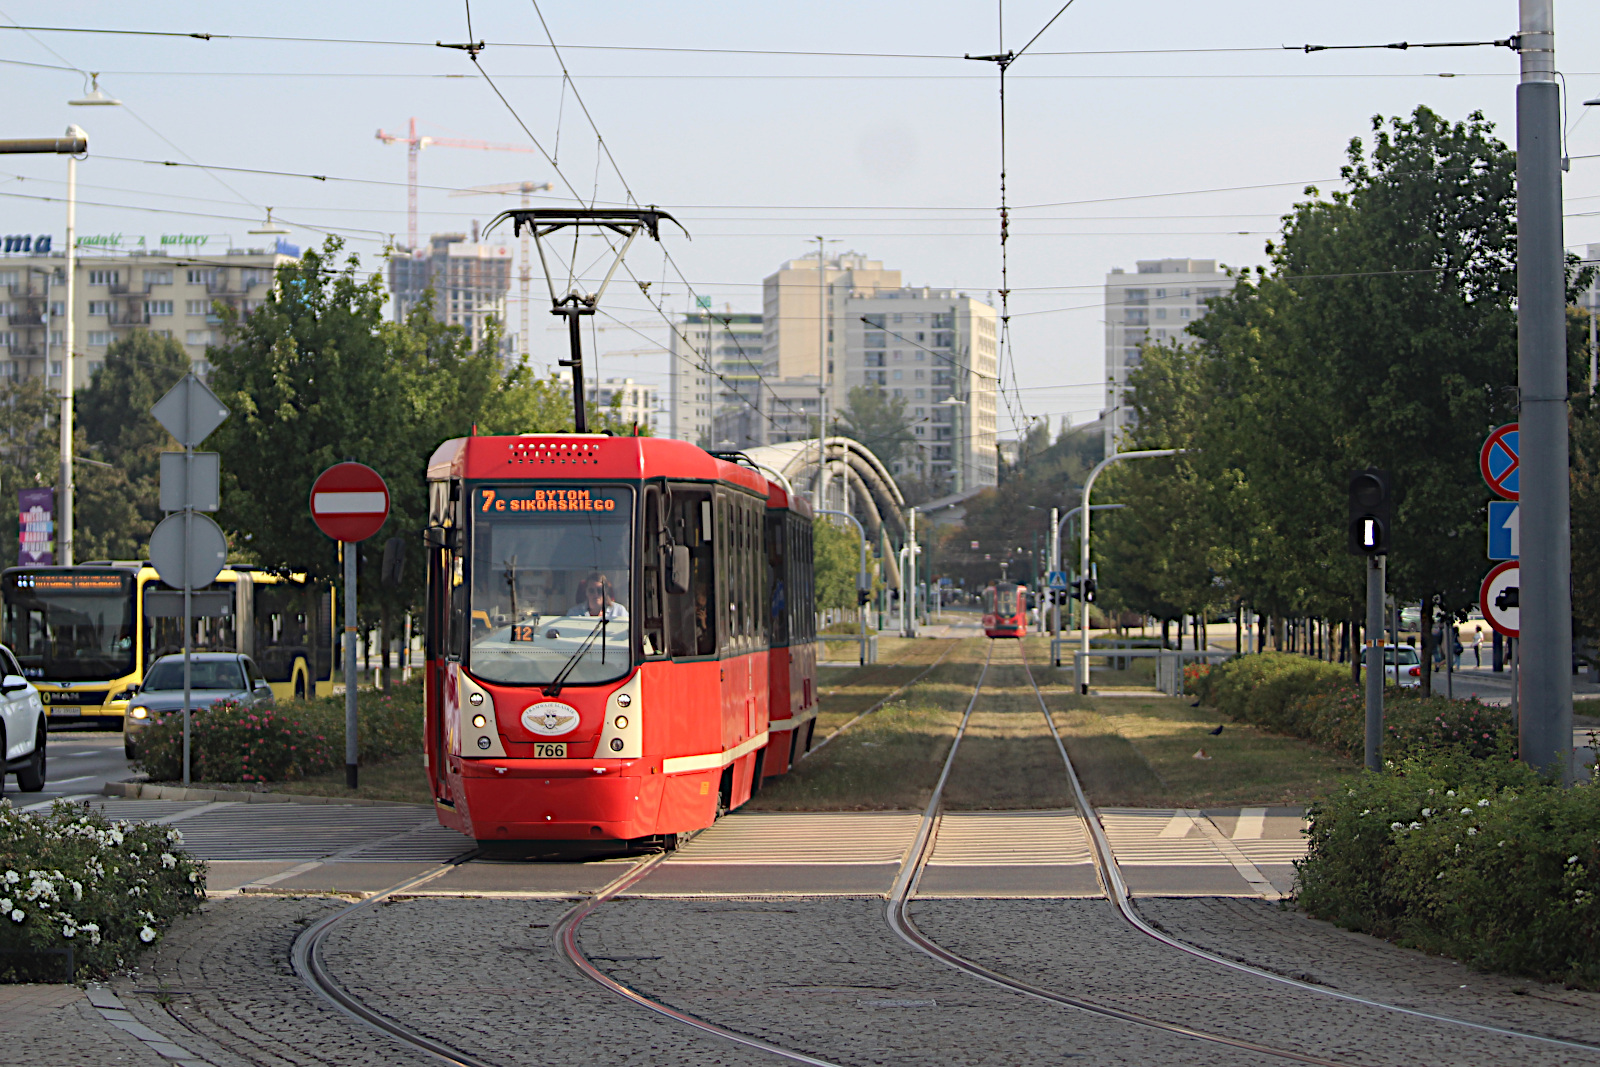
[1015,647,1600,1055]
[552,847,851,1066]
[884,641,1344,1066]
[290,851,493,1067]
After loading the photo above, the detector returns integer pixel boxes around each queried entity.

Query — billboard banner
[18,487,53,565]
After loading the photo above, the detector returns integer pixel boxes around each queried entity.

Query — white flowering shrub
[0,799,205,982]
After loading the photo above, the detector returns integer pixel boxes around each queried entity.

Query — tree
[74,330,190,560]
[836,387,916,476]
[813,516,866,614]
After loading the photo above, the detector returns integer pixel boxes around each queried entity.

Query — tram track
[281,636,1600,1066]
[885,639,1600,1060]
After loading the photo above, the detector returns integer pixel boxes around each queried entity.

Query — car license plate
[533,742,567,758]
[49,706,80,716]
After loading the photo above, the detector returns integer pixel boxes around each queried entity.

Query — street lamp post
[0,127,89,565]
[1078,449,1182,693]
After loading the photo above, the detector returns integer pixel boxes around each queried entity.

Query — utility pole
[1515,0,1572,781]
[1365,556,1385,771]
[815,236,829,508]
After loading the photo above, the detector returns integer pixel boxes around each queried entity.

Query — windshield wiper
[542,616,607,698]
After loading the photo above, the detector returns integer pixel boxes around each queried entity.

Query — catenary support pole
[344,541,359,788]
[565,310,588,434]
[1365,554,1385,772]
[61,136,79,566]
[1516,0,1573,781]
[182,447,192,786]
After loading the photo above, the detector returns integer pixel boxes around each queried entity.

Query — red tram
[982,581,1028,638]
[422,433,816,848]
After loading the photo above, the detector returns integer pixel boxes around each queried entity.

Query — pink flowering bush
[0,800,204,982]
[132,681,423,784]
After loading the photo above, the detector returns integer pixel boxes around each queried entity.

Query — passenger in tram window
[567,573,628,620]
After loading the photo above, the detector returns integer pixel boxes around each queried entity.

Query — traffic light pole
[1365,554,1385,772]
[1516,0,1573,782]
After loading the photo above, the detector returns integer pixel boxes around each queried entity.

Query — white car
[1385,645,1422,688]
[0,643,46,793]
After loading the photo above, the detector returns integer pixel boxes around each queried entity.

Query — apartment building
[0,240,295,387]
[761,252,998,490]
[667,310,763,448]
[388,231,514,360]
[585,376,660,433]
[1102,258,1234,454]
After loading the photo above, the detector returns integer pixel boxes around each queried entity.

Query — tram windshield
[1,570,136,681]
[467,484,633,687]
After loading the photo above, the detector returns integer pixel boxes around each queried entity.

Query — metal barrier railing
[1054,646,1232,696]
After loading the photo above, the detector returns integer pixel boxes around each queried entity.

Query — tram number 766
[533,742,568,759]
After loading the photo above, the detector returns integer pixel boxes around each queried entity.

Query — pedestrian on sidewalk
[1472,625,1484,668]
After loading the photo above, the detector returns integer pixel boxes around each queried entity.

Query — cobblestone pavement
[113,895,440,1067]
[1137,896,1600,1045]
[319,895,780,1067]
[910,897,1600,1065]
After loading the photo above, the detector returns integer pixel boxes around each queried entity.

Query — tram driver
[567,572,629,620]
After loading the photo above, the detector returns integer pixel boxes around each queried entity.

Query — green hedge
[133,681,423,784]
[1194,652,1512,760]
[1298,750,1600,987]
[0,800,205,982]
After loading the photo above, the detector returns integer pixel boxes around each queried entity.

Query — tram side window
[640,486,666,657]
[766,511,788,646]
[666,487,716,658]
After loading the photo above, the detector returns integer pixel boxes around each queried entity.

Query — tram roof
[429,434,771,496]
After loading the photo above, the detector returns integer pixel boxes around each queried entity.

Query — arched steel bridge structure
[741,436,907,545]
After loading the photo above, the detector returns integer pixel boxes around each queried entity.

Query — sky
[2,1,1598,442]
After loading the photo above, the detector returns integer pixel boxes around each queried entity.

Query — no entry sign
[310,462,390,543]
[1480,423,1519,501]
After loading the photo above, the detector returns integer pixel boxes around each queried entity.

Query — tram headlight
[129,706,149,720]
[469,692,484,706]
[472,714,487,729]
[609,737,625,752]
[613,715,628,730]
[615,693,631,707]
[477,736,492,750]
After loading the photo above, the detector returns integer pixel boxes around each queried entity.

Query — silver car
[124,652,275,760]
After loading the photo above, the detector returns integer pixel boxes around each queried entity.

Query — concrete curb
[103,781,411,807]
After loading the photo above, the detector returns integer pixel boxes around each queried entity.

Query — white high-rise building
[762,252,998,490]
[388,232,514,360]
[668,310,762,448]
[585,377,659,433]
[1103,258,1234,454]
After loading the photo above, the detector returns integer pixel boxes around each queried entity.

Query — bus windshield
[2,570,136,681]
[467,484,633,687]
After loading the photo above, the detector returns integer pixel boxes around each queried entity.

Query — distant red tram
[422,434,816,848]
[982,581,1028,638]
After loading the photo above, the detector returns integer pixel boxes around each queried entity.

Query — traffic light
[1083,577,1096,603]
[857,588,871,606]
[1347,468,1391,555]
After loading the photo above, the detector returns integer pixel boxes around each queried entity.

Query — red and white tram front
[424,435,774,847]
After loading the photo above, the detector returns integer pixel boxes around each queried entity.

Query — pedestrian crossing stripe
[669,811,921,865]
[925,811,1092,867]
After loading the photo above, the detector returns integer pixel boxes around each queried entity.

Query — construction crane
[375,118,539,252]
[451,180,553,364]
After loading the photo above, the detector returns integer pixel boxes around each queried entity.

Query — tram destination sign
[476,486,625,514]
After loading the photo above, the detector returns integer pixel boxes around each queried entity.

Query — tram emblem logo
[522,701,579,736]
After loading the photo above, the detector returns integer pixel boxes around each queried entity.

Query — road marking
[154,801,236,825]
[16,793,94,812]
[1233,807,1266,839]
[670,811,920,865]
[1185,809,1281,900]
[44,775,95,785]
[242,860,323,888]
[926,811,1092,867]
[1156,811,1193,838]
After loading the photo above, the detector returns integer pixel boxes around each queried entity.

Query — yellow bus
[0,563,335,729]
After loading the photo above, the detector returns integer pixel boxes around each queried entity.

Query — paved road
[3,730,132,811]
